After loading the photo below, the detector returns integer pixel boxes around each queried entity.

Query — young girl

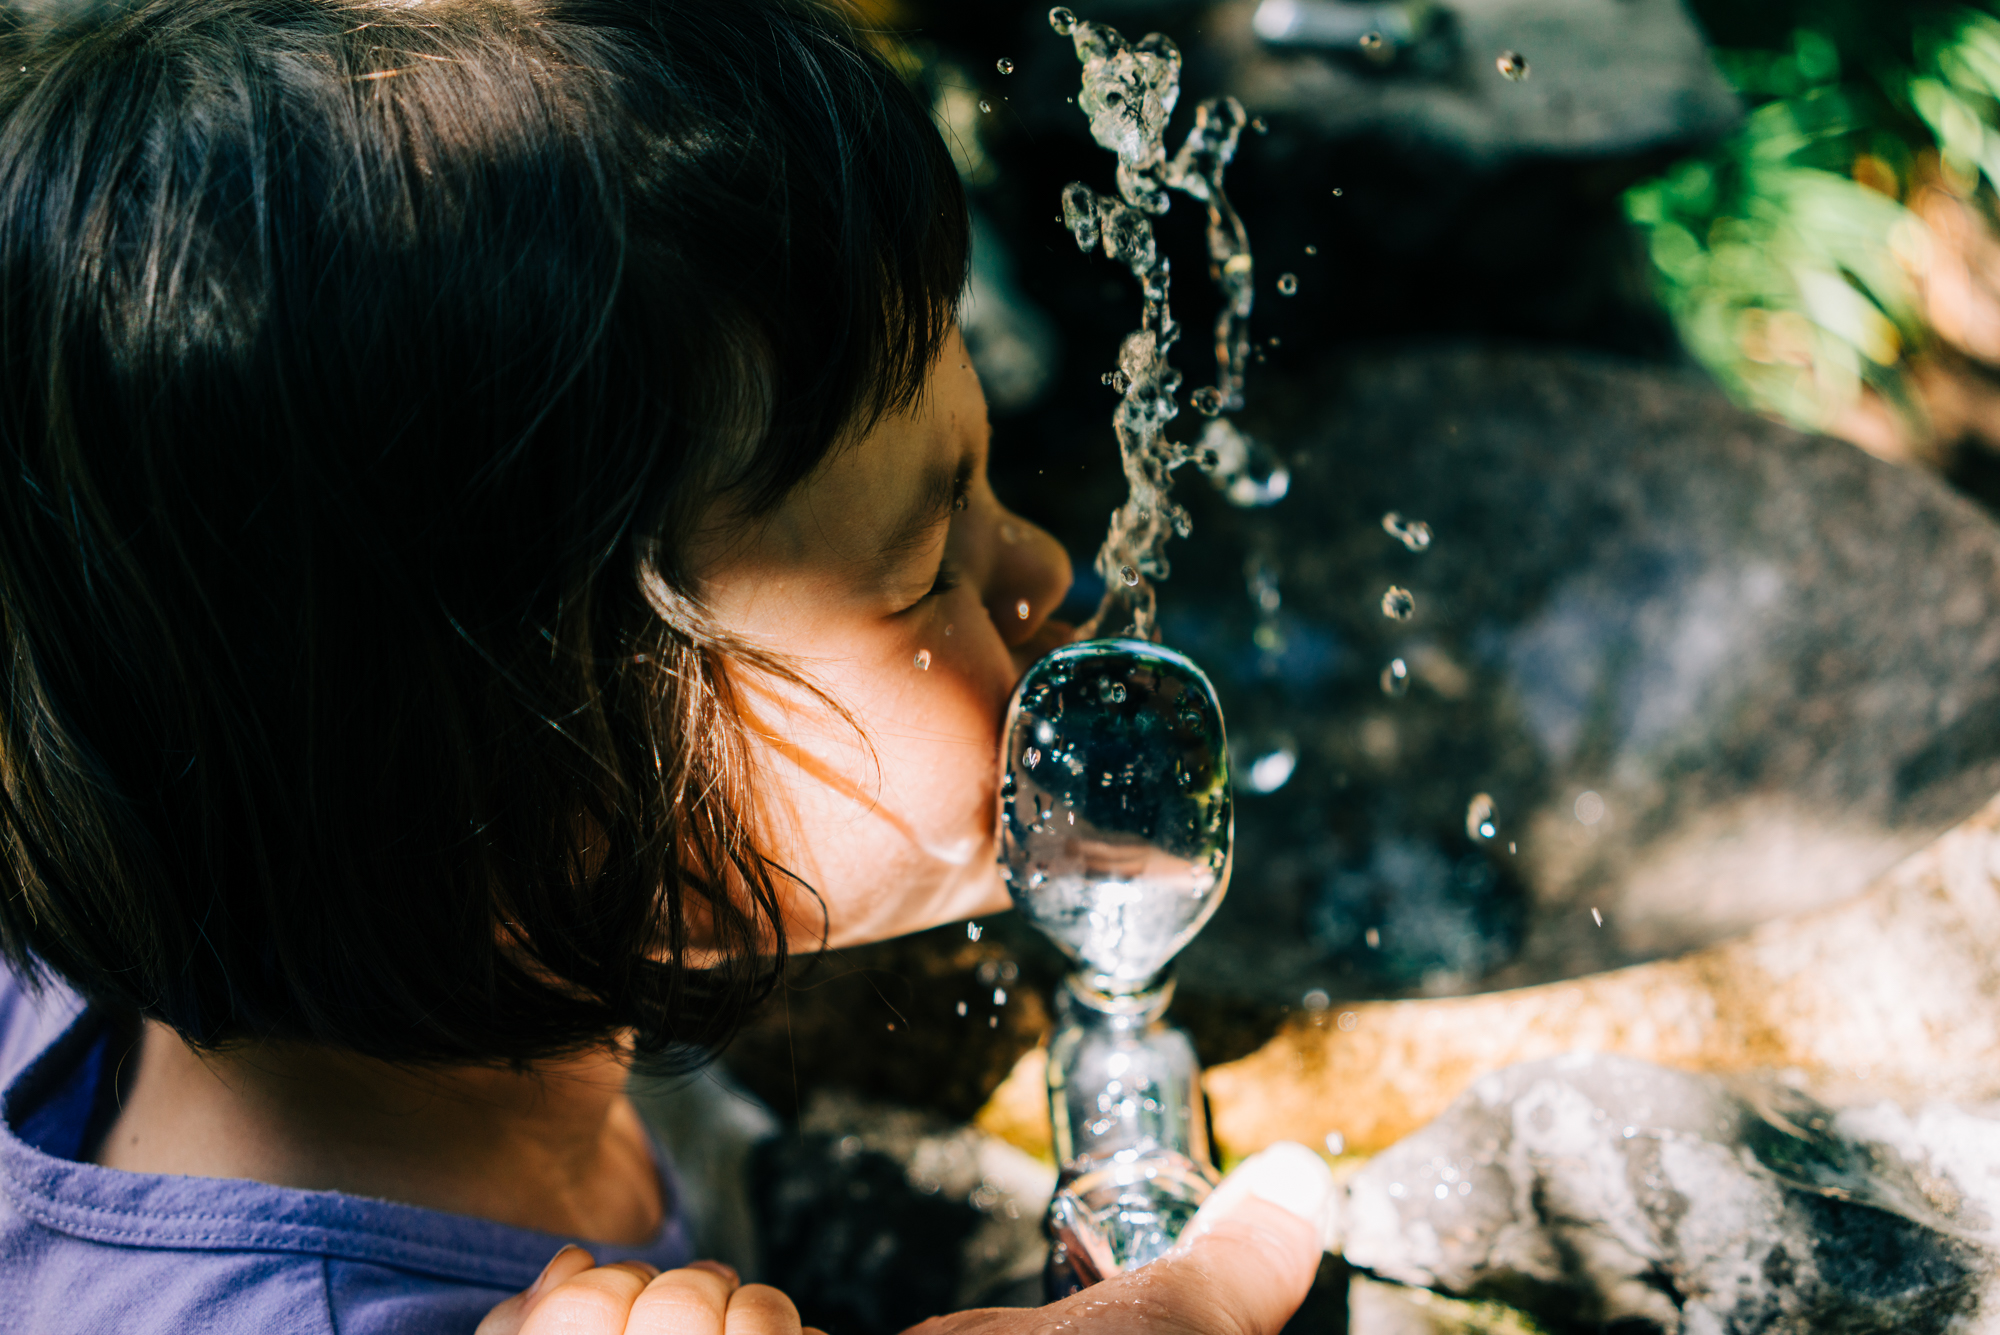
[0,1,1332,1331]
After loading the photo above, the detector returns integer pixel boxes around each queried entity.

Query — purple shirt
[0,967,694,1333]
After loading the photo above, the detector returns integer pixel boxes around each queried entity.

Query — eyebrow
[874,451,974,576]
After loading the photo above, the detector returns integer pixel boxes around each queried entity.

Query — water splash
[997,57,1016,74]
[1381,511,1433,551]
[1380,657,1410,697]
[1052,9,1258,639]
[1381,585,1416,621]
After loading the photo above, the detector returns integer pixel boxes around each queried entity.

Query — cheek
[755,590,1021,945]
[865,592,1015,834]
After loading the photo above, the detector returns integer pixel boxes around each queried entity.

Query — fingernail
[527,1245,584,1301]
[1188,1142,1341,1253]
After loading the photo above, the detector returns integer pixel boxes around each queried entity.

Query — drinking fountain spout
[998,638,1232,1292]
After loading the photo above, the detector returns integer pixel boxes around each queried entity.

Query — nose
[982,507,1073,654]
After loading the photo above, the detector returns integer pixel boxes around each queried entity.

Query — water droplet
[989,1015,999,1028]
[1119,564,1140,587]
[1304,244,1318,256]
[1302,988,1330,1013]
[1325,1131,1346,1155]
[957,1000,968,1016]
[1381,585,1415,620]
[996,57,1015,74]
[944,623,954,637]
[1364,927,1380,949]
[1435,1184,1449,1200]
[1016,599,1031,620]
[1337,1010,1359,1031]
[1497,50,1529,80]
[1250,116,1268,134]
[1574,790,1606,826]
[1465,792,1497,842]
[1107,681,1128,704]
[1190,386,1224,416]
[1244,743,1296,794]
[1276,272,1299,296]
[1359,31,1384,50]
[1000,521,1021,543]
[1380,658,1410,697]
[1048,6,1076,34]
[1331,187,1343,197]
[994,987,1007,1005]
[1381,511,1433,551]
[914,649,932,671]
[967,921,983,941]
[978,99,993,113]
[1024,746,1042,768]
[1592,906,1604,927]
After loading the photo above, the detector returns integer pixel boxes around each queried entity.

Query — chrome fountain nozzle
[998,638,1233,1291]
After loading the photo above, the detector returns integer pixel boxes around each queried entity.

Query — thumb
[475,1246,596,1335]
[1185,1140,1340,1254]
[908,1144,1337,1335]
[1099,1143,1337,1335]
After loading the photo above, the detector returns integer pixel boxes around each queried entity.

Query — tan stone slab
[1199,793,2000,1159]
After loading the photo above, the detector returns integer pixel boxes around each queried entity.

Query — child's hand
[478,1144,1334,1335]
[476,1250,820,1335]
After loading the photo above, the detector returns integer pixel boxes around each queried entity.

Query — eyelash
[924,559,961,601]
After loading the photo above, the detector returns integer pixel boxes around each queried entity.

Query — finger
[909,1145,1335,1335]
[623,1263,740,1335]
[1133,1197,1321,1335]
[722,1283,804,1335]
[519,1261,662,1335]
[1128,1143,1335,1335]
[476,1246,597,1335]
[1184,1141,1339,1252]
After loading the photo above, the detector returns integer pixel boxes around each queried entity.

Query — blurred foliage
[1624,4,2000,439]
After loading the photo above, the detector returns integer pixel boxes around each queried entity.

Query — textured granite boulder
[1340,1053,1998,1334]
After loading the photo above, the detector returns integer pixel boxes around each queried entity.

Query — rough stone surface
[1340,1054,1996,1334]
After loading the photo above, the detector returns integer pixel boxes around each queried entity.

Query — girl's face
[694,330,1074,948]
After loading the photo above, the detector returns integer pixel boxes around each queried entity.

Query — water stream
[1050,7,1278,641]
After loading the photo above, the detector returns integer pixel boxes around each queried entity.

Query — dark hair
[0,0,967,1067]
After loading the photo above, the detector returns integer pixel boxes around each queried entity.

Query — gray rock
[1162,346,2000,1006]
[1340,1053,1995,1333]
[1209,0,1741,164]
